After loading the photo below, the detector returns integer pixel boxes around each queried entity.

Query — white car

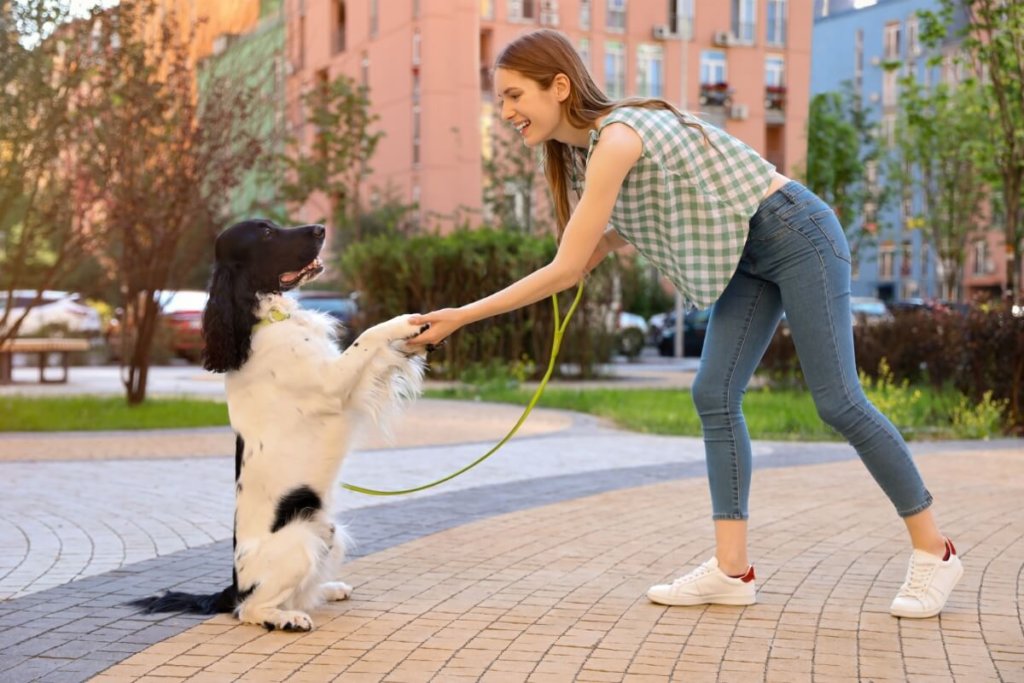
[0,290,102,337]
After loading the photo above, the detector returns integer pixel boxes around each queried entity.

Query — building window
[906,14,919,59]
[731,0,755,43]
[668,0,693,39]
[580,0,590,29]
[607,0,626,31]
[882,67,898,108]
[901,240,913,278]
[604,40,625,98]
[412,30,421,65]
[884,21,901,60]
[878,242,895,280]
[361,52,369,86]
[973,240,994,275]
[369,0,378,38]
[700,49,727,85]
[481,0,494,19]
[766,0,786,46]
[332,0,346,53]
[636,44,663,98]
[508,0,536,21]
[412,106,421,166]
[765,55,784,87]
[578,37,591,71]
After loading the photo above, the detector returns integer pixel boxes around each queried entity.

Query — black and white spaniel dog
[133,219,426,631]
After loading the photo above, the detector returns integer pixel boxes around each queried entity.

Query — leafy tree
[919,0,1024,301]
[74,0,266,403]
[802,84,888,258]
[0,0,95,342]
[275,74,381,247]
[889,75,988,300]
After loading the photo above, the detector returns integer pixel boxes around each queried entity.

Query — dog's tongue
[280,271,301,285]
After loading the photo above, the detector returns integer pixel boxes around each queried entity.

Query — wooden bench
[0,338,91,385]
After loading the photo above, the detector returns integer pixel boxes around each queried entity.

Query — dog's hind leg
[235,526,319,631]
[321,581,353,601]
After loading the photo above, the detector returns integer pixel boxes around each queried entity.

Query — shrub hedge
[760,304,1024,434]
[339,228,619,379]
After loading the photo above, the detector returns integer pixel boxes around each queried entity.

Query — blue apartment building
[811,0,951,301]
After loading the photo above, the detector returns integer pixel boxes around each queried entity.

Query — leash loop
[341,282,585,496]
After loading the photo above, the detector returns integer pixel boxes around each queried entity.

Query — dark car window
[299,298,357,319]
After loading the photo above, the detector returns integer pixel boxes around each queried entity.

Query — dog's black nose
[313,225,325,239]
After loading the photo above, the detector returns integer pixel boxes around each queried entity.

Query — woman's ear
[202,265,255,373]
[553,73,571,102]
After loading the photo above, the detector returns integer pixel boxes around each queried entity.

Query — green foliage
[802,84,887,256]
[274,74,381,248]
[340,228,618,379]
[761,304,1023,435]
[951,391,1008,440]
[859,358,924,431]
[917,0,1024,299]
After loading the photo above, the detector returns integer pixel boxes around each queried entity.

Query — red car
[106,290,208,362]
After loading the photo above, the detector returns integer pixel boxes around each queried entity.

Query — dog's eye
[263,227,273,240]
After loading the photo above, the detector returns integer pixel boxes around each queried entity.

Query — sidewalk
[1,358,1022,682]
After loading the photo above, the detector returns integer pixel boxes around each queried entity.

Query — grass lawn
[427,386,840,441]
[0,396,229,432]
[1,384,973,439]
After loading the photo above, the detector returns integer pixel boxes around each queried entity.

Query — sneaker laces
[671,560,715,586]
[898,553,937,599]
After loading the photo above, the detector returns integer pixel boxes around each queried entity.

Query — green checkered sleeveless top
[569,106,776,308]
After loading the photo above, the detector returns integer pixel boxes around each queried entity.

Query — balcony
[699,82,733,108]
[765,85,786,126]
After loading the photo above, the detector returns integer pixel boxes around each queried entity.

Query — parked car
[106,290,208,362]
[614,311,648,359]
[289,290,360,347]
[657,308,711,357]
[850,296,894,326]
[0,290,102,337]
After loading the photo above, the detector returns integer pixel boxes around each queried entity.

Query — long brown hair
[494,29,711,238]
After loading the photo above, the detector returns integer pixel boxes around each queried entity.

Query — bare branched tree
[73,0,267,403]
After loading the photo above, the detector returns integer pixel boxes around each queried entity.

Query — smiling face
[495,67,568,148]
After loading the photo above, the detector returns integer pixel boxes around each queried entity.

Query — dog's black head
[202,219,326,373]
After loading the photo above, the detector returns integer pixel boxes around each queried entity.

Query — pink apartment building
[283,0,811,232]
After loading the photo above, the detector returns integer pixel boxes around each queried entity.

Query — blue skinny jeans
[692,181,933,520]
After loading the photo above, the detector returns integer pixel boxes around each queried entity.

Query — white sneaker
[647,557,756,606]
[890,538,963,618]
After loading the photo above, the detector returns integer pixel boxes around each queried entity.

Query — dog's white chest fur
[219,293,425,631]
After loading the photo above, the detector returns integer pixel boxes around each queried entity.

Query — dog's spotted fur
[131,219,425,631]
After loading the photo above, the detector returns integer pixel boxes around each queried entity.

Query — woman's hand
[408,308,465,348]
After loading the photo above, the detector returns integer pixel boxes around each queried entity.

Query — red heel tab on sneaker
[944,538,955,561]
[741,566,755,583]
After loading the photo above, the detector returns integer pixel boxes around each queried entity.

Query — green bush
[759,303,1024,435]
[339,228,618,379]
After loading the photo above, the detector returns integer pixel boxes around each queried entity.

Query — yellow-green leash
[341,282,585,496]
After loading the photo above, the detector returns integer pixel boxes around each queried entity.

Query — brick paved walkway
[89,448,1023,683]
[0,424,1021,682]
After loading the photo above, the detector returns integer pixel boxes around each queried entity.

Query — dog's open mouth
[280,258,324,287]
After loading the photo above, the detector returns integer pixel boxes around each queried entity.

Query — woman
[409,29,961,618]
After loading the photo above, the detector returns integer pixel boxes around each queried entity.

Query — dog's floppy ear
[202,265,257,373]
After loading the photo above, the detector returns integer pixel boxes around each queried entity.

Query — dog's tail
[129,584,238,615]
